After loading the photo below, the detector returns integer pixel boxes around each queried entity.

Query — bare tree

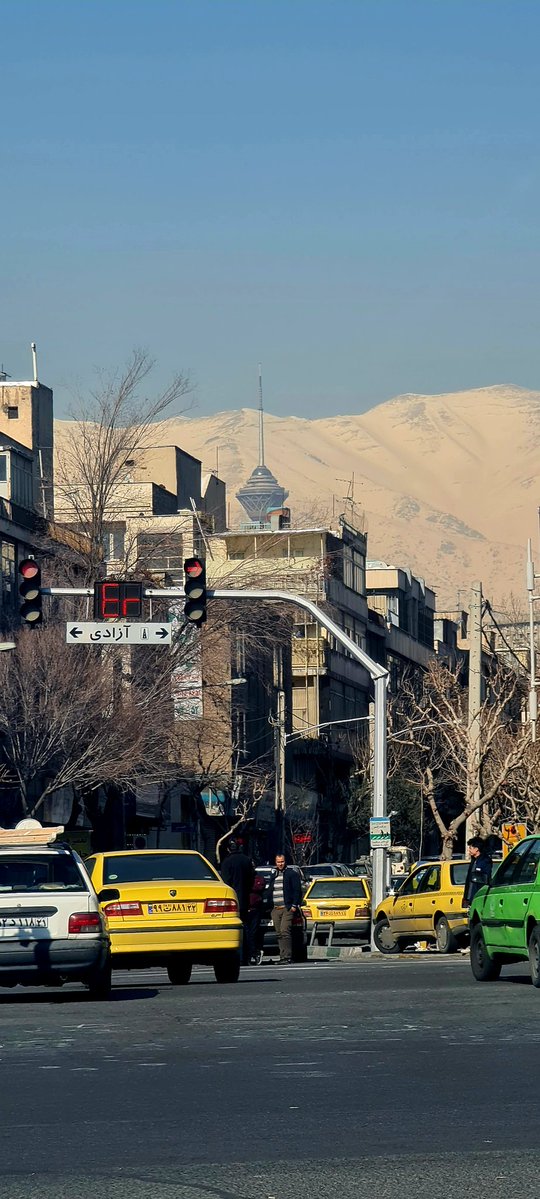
[55,350,193,581]
[0,627,173,822]
[396,660,531,857]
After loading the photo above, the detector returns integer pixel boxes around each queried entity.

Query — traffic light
[19,558,42,626]
[183,557,207,626]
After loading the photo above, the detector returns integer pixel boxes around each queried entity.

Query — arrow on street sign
[66,622,172,646]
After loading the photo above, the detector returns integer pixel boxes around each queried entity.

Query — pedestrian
[246,872,266,964]
[219,838,255,964]
[268,853,303,964]
[463,836,492,909]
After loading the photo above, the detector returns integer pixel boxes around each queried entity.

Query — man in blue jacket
[269,853,303,964]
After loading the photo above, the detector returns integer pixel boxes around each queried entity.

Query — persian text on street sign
[66,622,171,646]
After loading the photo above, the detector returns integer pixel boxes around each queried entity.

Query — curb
[308,945,371,960]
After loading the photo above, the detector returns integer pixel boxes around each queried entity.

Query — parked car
[86,850,243,984]
[0,820,111,997]
[303,876,371,941]
[254,866,308,962]
[469,835,540,985]
[302,863,354,882]
[373,859,470,953]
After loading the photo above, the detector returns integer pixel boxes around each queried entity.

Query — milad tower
[235,366,288,525]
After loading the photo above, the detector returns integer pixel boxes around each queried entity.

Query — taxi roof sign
[0,819,64,847]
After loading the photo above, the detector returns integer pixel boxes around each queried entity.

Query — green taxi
[469,835,540,986]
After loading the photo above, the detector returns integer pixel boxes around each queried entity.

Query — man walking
[269,853,303,964]
[463,836,492,909]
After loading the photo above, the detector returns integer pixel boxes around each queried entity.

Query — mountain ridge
[56,383,540,608]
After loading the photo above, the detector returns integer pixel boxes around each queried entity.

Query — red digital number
[101,582,120,618]
[121,585,142,617]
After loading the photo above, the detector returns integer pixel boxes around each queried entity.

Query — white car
[0,821,111,998]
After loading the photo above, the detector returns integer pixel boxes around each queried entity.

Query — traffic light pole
[45,583,389,925]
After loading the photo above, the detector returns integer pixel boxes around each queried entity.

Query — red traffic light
[19,559,40,581]
[183,557,207,626]
[19,558,42,625]
[185,559,204,578]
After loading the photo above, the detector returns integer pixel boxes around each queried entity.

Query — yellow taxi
[85,849,243,984]
[302,876,371,941]
[373,858,469,954]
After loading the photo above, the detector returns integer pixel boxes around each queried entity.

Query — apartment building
[0,374,55,629]
[209,517,371,856]
[366,561,459,689]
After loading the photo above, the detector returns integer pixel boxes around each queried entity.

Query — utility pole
[467,581,483,840]
[274,689,286,852]
[527,538,539,742]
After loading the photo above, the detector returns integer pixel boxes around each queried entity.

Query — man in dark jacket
[268,854,303,964]
[220,839,255,920]
[463,836,492,908]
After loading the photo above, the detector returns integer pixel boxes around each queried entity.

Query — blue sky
[1,0,539,419]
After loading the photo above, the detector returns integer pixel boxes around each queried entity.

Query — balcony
[292,638,328,673]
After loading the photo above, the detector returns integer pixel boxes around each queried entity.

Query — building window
[0,455,6,483]
[1,541,15,610]
[7,407,18,420]
[228,551,244,561]
[343,545,365,594]
[418,604,434,649]
[232,709,247,757]
[235,632,246,676]
[102,526,126,563]
[136,531,183,575]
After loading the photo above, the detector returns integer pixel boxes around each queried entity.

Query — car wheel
[86,953,112,1001]
[373,917,400,954]
[167,958,192,986]
[435,916,458,954]
[528,927,540,988]
[213,951,241,984]
[470,925,501,982]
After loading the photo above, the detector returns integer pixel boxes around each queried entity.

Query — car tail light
[292,910,304,927]
[302,907,310,918]
[103,901,143,918]
[355,905,369,917]
[69,911,102,934]
[204,898,238,913]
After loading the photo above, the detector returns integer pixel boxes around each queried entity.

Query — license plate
[0,916,48,928]
[147,902,197,915]
[319,909,347,917]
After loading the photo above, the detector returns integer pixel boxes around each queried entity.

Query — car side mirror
[98,887,120,903]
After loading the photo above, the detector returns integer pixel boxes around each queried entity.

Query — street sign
[370,817,391,849]
[66,622,171,646]
[501,821,527,858]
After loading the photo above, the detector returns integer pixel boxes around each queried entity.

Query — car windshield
[308,881,368,899]
[104,853,218,884]
[450,862,469,885]
[0,853,86,892]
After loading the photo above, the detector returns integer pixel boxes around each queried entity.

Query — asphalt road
[1,955,539,1198]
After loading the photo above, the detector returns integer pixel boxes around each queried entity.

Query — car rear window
[450,863,469,886]
[0,853,86,892]
[308,881,369,899]
[103,853,218,884]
